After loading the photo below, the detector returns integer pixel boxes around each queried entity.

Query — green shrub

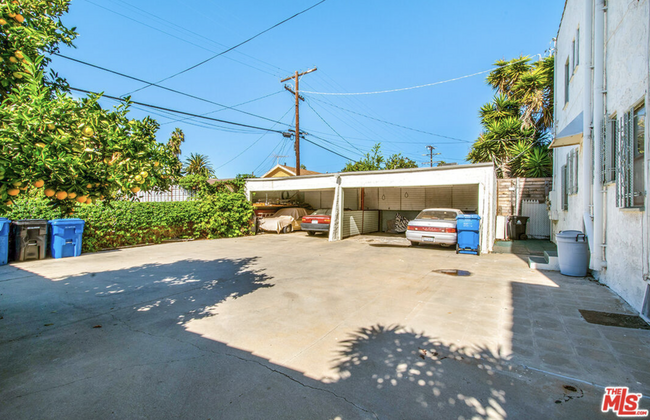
[1,187,254,252]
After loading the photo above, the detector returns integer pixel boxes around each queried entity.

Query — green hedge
[1,191,254,253]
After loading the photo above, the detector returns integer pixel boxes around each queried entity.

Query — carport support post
[328,177,343,242]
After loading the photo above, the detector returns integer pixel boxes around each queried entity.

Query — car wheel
[307,231,315,236]
[283,225,293,234]
[409,240,418,246]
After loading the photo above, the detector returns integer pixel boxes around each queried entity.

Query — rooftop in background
[261,164,322,178]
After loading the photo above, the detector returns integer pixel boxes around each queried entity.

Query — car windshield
[416,210,459,221]
[311,209,331,216]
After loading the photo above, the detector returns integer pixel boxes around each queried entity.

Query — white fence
[521,199,550,239]
[134,185,194,202]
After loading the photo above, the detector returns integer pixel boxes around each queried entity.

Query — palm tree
[184,153,215,178]
[468,55,554,178]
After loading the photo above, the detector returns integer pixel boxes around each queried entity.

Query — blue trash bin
[0,218,10,265]
[456,214,481,255]
[49,219,85,258]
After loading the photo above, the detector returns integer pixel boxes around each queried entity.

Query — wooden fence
[497,178,552,216]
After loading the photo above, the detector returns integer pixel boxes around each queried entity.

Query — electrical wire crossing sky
[51,0,566,177]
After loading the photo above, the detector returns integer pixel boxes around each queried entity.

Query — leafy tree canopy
[0,0,180,212]
[467,55,554,178]
[342,143,418,172]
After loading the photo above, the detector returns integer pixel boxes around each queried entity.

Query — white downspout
[592,0,605,274]
[583,0,594,252]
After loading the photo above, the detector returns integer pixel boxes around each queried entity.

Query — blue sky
[51,0,566,178]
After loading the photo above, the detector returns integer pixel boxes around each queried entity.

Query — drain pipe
[582,0,594,253]
[592,0,605,274]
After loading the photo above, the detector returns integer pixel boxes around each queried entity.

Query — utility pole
[280,67,316,176]
[424,145,439,167]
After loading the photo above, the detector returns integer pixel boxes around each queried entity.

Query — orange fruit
[55,191,67,200]
[44,188,55,197]
[47,123,55,130]
[85,198,92,204]
[95,183,100,187]
[7,188,19,196]
[0,19,7,25]
[14,51,23,59]
[9,57,17,63]
[35,143,45,148]
[12,181,21,187]
[20,186,27,190]
[7,13,15,18]
[67,192,77,199]
[130,187,140,193]
[76,195,87,203]
[82,126,94,137]
[5,200,12,206]
[86,183,93,189]
[14,14,24,23]
[34,180,44,188]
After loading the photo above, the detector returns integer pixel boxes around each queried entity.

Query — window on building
[564,58,570,104]
[616,102,646,208]
[602,115,617,183]
[562,164,569,210]
[572,39,576,72]
[576,28,580,66]
[566,148,579,195]
[633,104,646,207]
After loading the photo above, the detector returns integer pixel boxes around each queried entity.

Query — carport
[246,163,497,253]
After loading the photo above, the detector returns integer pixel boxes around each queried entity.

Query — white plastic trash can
[556,230,590,276]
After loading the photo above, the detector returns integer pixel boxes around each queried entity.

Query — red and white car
[300,209,332,236]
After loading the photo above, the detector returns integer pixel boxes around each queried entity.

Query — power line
[300,56,538,96]
[125,0,328,95]
[302,137,354,161]
[158,90,284,126]
[84,0,281,78]
[69,87,286,134]
[55,53,290,127]
[305,100,363,153]
[107,0,289,76]
[215,105,294,170]
[308,97,471,143]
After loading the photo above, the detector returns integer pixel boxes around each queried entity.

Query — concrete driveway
[1,233,648,419]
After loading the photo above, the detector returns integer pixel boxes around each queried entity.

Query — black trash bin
[507,216,529,240]
[10,219,48,262]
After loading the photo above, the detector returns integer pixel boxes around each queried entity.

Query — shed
[245,163,497,253]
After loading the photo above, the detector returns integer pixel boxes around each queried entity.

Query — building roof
[261,164,321,178]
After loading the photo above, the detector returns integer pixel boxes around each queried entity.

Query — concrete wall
[552,0,650,313]
[599,0,649,311]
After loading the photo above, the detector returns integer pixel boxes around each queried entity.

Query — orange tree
[0,0,180,212]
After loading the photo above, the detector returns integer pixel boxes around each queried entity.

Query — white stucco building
[246,163,497,254]
[549,0,649,316]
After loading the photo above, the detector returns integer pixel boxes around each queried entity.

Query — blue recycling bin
[456,214,481,256]
[0,218,10,265]
[49,218,85,259]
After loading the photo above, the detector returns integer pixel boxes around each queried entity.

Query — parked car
[300,209,332,236]
[258,207,310,234]
[405,208,462,247]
